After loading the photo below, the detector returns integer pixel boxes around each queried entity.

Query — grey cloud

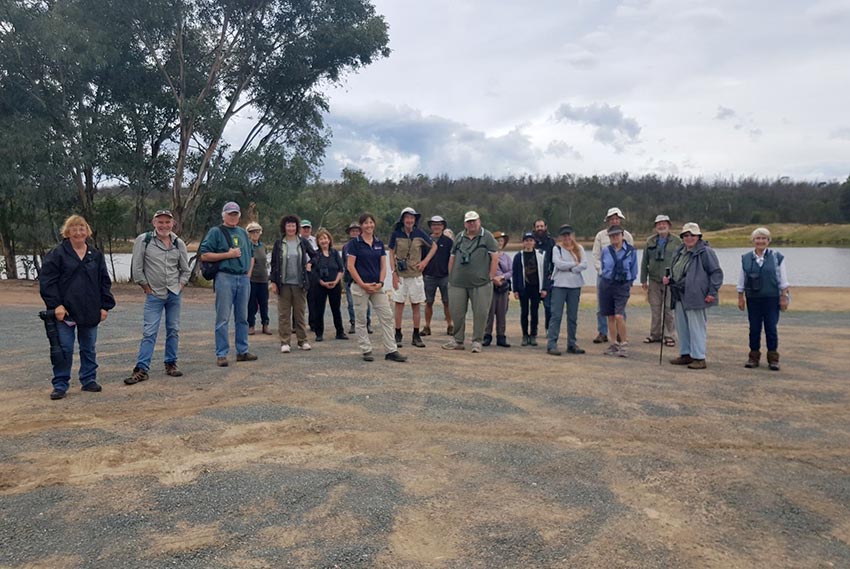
[545,140,582,160]
[553,102,641,151]
[715,105,737,120]
[830,127,850,140]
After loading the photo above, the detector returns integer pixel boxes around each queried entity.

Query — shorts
[599,278,632,316]
[391,275,427,304]
[424,275,449,304]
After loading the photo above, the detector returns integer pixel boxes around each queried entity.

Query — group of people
[38,203,791,400]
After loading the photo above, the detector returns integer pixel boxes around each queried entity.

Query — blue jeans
[746,296,780,351]
[53,323,98,392]
[345,281,370,325]
[136,291,181,371]
[548,287,581,350]
[675,306,708,360]
[214,272,250,357]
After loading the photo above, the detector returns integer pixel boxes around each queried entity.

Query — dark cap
[607,226,624,236]
[522,231,535,240]
[558,224,574,236]
[152,209,173,219]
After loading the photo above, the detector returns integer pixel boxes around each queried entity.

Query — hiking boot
[567,345,586,354]
[217,357,229,367]
[593,333,608,344]
[421,326,431,336]
[669,354,693,365]
[280,344,291,353]
[547,348,562,356]
[395,329,403,347]
[248,326,256,336]
[348,321,356,335]
[471,341,482,353]
[412,332,426,348]
[603,344,619,356]
[262,324,272,335]
[446,325,454,336]
[482,334,493,347]
[315,335,324,342]
[164,363,183,377]
[767,351,780,371]
[50,389,66,400]
[528,336,538,347]
[687,359,707,370]
[385,351,407,362]
[124,367,149,385]
[442,340,465,350]
[367,324,374,334]
[236,352,258,362]
[745,350,761,368]
[496,335,511,348]
[81,382,102,392]
[335,332,349,340]
[521,335,529,347]
[362,351,375,362]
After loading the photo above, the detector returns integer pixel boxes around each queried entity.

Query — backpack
[130,231,182,282]
[200,226,232,280]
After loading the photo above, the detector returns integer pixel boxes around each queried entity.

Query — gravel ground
[1,284,849,568]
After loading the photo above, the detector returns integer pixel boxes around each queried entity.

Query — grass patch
[703,224,850,247]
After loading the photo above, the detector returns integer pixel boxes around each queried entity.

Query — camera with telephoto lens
[396,259,408,272]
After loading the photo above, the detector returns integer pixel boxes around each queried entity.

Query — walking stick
[659,268,670,365]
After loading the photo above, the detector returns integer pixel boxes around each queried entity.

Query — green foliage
[839,176,850,222]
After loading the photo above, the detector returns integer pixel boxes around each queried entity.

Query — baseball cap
[300,219,312,228]
[463,211,480,222]
[607,226,624,236]
[152,209,173,219]
[679,222,702,237]
[222,201,241,214]
[654,214,671,224]
[522,231,535,240]
[558,224,574,235]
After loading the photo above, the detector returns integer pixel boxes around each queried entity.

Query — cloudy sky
[317,0,850,181]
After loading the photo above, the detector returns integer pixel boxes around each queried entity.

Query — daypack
[200,226,231,280]
[130,231,182,282]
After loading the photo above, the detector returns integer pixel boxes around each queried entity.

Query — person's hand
[738,297,745,311]
[779,295,789,312]
[540,290,547,299]
[54,305,68,321]
[306,262,312,272]
[513,292,519,300]
[641,282,648,291]
[493,275,504,285]
[228,247,241,259]
[270,283,278,295]
[662,276,670,285]
[392,273,400,290]
[100,309,108,322]
[142,284,153,295]
[705,295,715,304]
[180,283,186,291]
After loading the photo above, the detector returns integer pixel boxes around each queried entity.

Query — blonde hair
[751,227,771,241]
[559,233,582,262]
[315,228,334,248]
[60,215,92,238]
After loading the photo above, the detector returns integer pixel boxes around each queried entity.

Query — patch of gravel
[0,428,131,462]
[756,419,827,441]
[639,400,697,418]
[198,404,310,424]
[766,388,847,404]
[335,391,422,415]
[546,395,633,419]
[421,393,527,421]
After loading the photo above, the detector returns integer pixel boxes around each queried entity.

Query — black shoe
[496,335,511,348]
[385,351,408,362]
[50,389,66,400]
[412,333,426,348]
[528,336,538,347]
[315,335,324,342]
[482,334,493,347]
[81,382,102,392]
[362,351,375,362]
[395,330,403,347]
[593,334,608,344]
[348,322,356,335]
[567,346,586,354]
[521,335,529,346]
[367,324,374,334]
[335,332,349,340]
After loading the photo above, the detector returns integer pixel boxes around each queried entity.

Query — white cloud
[553,103,641,152]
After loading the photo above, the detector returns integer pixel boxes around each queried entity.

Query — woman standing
[309,228,348,342]
[664,223,723,370]
[246,222,271,335]
[270,215,312,353]
[598,226,638,357]
[737,227,789,370]
[512,232,546,346]
[39,215,115,400]
[483,231,512,347]
[546,225,588,355]
[346,213,406,362]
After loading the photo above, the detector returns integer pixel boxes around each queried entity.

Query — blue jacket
[600,242,638,284]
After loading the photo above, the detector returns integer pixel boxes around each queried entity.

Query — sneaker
[442,340,465,350]
[446,325,454,336]
[547,349,562,356]
[567,346,586,354]
[669,354,693,365]
[593,333,608,344]
[315,335,324,342]
[81,382,102,392]
[412,333,426,348]
[217,357,229,367]
[262,324,272,335]
[164,363,183,377]
[385,351,408,362]
[299,342,312,351]
[617,343,629,358]
[362,351,375,362]
[236,352,258,362]
[50,389,66,400]
[421,326,431,336]
[603,344,620,356]
[335,332,349,340]
[280,344,291,353]
[471,341,482,353]
[395,330,403,347]
[348,321,356,335]
[688,359,707,369]
[528,336,538,347]
[367,324,374,334]
[124,367,149,385]
[248,326,256,336]
[521,335,529,347]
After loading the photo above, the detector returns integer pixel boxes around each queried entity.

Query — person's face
[682,233,699,248]
[522,238,535,251]
[249,230,261,243]
[317,234,330,249]
[347,228,361,239]
[561,233,574,246]
[402,213,415,231]
[534,220,546,234]
[609,232,623,246]
[464,218,481,234]
[223,211,240,226]
[153,215,174,236]
[655,222,670,236]
[300,225,312,237]
[285,222,298,236]
[608,215,622,227]
[753,235,770,250]
[360,218,376,234]
[497,237,507,250]
[67,223,89,244]
[430,223,445,237]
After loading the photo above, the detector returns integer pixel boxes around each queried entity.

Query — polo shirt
[348,235,385,284]
[199,224,252,274]
[449,229,498,288]
[423,234,453,279]
[388,226,433,278]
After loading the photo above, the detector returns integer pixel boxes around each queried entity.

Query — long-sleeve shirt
[550,244,588,288]
[495,251,512,280]
[592,228,635,273]
[600,243,638,283]
[131,231,190,298]
[736,249,789,292]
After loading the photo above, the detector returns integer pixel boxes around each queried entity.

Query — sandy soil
[1,281,849,568]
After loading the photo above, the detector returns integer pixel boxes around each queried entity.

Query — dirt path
[1,282,849,568]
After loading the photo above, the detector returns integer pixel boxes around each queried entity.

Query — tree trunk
[0,233,17,279]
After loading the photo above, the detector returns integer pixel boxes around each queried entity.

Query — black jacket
[40,240,116,327]
[270,236,315,291]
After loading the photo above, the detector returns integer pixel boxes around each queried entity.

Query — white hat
[463,211,480,222]
[246,222,262,233]
[654,214,671,225]
[679,222,702,237]
[604,207,625,221]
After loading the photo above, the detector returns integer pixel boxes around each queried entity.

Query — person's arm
[489,251,500,281]
[417,240,438,272]
[269,240,281,295]
[574,247,588,273]
[39,248,65,318]
[628,247,639,283]
[640,243,649,288]
[378,251,388,292]
[592,233,603,273]
[705,248,723,303]
[177,239,190,288]
[388,247,399,289]
[99,251,116,321]
[737,266,747,310]
[199,229,239,262]
[777,255,790,310]
[447,254,455,275]
[551,247,574,271]
[131,235,148,289]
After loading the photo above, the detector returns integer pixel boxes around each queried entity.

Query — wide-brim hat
[346,221,361,233]
[428,215,446,227]
[679,222,702,237]
[604,207,625,221]
[493,231,509,242]
[653,214,671,225]
[246,222,262,233]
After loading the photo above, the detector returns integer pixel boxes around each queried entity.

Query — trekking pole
[659,268,670,365]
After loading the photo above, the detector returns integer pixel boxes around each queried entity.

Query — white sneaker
[299,342,312,351]
[280,344,291,353]
[471,341,482,353]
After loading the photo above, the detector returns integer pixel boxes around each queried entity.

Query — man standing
[532,219,556,331]
[591,207,634,343]
[300,219,317,249]
[442,211,499,353]
[342,222,371,335]
[422,215,454,337]
[199,201,258,367]
[126,209,191,384]
[389,207,438,348]
[641,215,681,346]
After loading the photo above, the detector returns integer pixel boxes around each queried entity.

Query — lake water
[6,247,850,287]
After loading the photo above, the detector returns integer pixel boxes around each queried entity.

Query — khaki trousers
[351,284,396,355]
[278,284,308,345]
[448,283,493,344]
[648,280,676,340]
